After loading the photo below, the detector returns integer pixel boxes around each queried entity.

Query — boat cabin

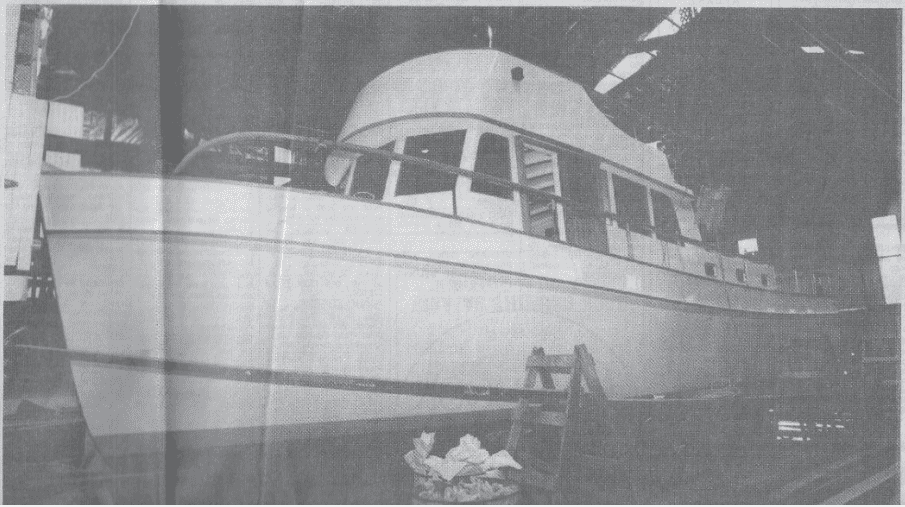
[181,49,832,296]
[323,50,810,293]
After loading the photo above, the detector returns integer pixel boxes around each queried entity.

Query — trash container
[411,472,520,505]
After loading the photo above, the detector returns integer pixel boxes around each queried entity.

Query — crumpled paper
[445,434,490,464]
[480,450,521,472]
[405,433,522,481]
[424,455,470,481]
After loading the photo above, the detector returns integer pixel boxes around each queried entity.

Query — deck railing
[174,132,836,297]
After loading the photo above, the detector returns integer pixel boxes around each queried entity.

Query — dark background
[38,6,901,304]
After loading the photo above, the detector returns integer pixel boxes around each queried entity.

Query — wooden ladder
[505,344,608,503]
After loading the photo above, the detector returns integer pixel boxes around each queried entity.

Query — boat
[39,49,841,457]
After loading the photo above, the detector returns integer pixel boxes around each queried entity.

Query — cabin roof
[339,49,690,195]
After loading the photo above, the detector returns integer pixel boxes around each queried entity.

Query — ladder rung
[526,354,575,370]
[537,410,567,427]
[528,365,572,375]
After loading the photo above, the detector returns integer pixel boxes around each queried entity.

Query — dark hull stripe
[48,228,842,317]
[15,344,567,403]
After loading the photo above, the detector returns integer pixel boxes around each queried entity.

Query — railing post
[451,183,458,217]
[793,270,800,293]
[718,253,726,282]
[625,227,633,259]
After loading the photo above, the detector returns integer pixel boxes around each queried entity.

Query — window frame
[650,188,683,245]
[611,174,653,236]
[395,129,467,197]
[347,140,397,200]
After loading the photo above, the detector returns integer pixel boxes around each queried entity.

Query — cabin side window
[612,175,651,235]
[650,190,682,244]
[396,130,466,196]
[349,142,394,200]
[471,133,512,199]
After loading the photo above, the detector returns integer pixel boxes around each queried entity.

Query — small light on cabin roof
[800,46,825,54]
[845,49,865,55]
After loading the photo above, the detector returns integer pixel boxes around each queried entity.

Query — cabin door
[517,139,566,240]
[455,132,522,230]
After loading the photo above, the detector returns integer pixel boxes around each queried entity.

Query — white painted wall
[4,94,47,273]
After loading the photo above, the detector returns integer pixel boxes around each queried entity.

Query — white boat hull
[40,172,841,455]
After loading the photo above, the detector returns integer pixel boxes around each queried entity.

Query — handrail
[174,131,621,221]
[174,132,835,296]
[176,132,711,248]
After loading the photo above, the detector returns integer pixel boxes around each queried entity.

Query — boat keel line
[13,344,568,404]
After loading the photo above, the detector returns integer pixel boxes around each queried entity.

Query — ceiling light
[641,19,681,41]
[609,51,656,80]
[594,75,623,95]
[845,49,865,55]
[801,46,825,53]
[640,7,701,41]
[595,50,658,95]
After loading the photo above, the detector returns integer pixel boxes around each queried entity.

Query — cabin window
[736,268,746,283]
[650,190,682,244]
[612,175,651,235]
[471,133,512,199]
[397,130,466,196]
[705,262,716,278]
[761,274,769,287]
[560,151,609,252]
[349,142,394,200]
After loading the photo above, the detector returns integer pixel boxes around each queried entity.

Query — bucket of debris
[405,433,521,504]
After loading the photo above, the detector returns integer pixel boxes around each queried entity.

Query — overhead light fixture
[642,18,681,41]
[594,75,623,95]
[801,46,825,53]
[640,7,701,41]
[608,51,656,80]
[594,50,657,95]
[845,49,865,55]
